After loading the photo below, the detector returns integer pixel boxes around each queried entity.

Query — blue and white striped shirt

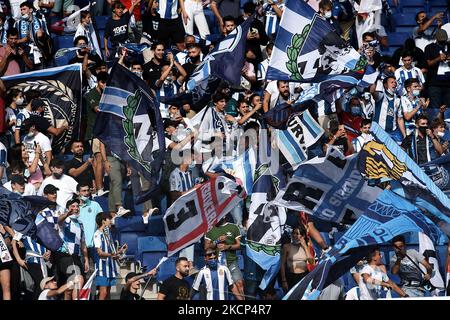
[93,228,119,278]
[169,167,194,192]
[36,207,62,229]
[23,236,47,264]
[59,217,85,256]
[263,2,285,37]
[158,0,179,20]
[400,95,422,136]
[373,92,402,133]
[394,67,425,93]
[156,81,180,118]
[15,109,31,133]
[192,264,234,300]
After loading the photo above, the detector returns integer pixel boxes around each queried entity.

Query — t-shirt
[192,265,233,300]
[104,12,131,47]
[159,275,191,300]
[0,46,20,76]
[37,175,78,208]
[38,289,57,300]
[120,288,142,300]
[358,264,389,300]
[264,81,297,109]
[142,11,160,40]
[205,223,241,266]
[389,249,425,286]
[78,199,103,247]
[143,59,168,89]
[65,157,95,188]
[169,167,194,193]
[424,42,450,87]
[22,132,52,167]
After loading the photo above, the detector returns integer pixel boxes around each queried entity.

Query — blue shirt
[93,228,119,278]
[78,199,103,248]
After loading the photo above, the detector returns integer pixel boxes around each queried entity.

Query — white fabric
[3,181,37,196]
[38,289,57,300]
[182,0,210,39]
[22,132,52,167]
[358,264,389,300]
[38,175,78,208]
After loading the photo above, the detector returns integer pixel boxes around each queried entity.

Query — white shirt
[358,264,389,300]
[22,132,52,166]
[38,175,78,208]
[38,289,57,300]
[3,181,37,196]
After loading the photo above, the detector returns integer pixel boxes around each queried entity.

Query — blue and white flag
[274,110,324,169]
[274,147,382,223]
[267,0,366,82]
[246,120,286,290]
[358,122,450,234]
[205,148,256,195]
[284,189,443,300]
[420,152,450,196]
[187,14,255,89]
[89,2,103,60]
[93,63,165,204]
[2,64,83,154]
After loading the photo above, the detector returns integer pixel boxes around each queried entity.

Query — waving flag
[246,121,286,290]
[419,232,445,295]
[267,0,366,82]
[93,63,165,204]
[163,176,246,256]
[274,109,324,169]
[2,64,83,154]
[274,147,382,223]
[358,122,450,236]
[284,190,443,300]
[79,269,98,300]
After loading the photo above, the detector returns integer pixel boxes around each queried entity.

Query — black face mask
[419,17,429,25]
[190,55,200,63]
[53,172,63,179]
[418,126,427,135]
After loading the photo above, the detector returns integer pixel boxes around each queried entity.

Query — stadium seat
[401,0,425,7]
[115,216,148,233]
[94,15,109,30]
[393,13,417,27]
[54,35,75,51]
[387,32,410,47]
[119,231,148,257]
[138,236,167,253]
[429,0,448,7]
[145,215,166,237]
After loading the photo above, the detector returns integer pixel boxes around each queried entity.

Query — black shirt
[143,59,168,89]
[65,156,95,187]
[105,12,131,47]
[29,114,51,134]
[142,11,160,41]
[158,275,190,300]
[401,133,430,165]
[424,42,450,87]
[120,288,143,300]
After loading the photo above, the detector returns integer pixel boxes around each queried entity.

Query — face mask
[418,126,427,135]
[14,190,24,195]
[351,106,362,116]
[324,11,332,19]
[438,41,447,47]
[71,213,80,220]
[363,92,371,100]
[412,89,421,97]
[437,131,445,138]
[80,195,90,202]
[361,133,371,140]
[15,97,24,105]
[133,71,142,78]
[206,259,218,269]
[27,131,34,138]
[21,14,29,20]
[53,172,63,179]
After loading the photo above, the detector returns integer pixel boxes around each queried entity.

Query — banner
[419,232,445,295]
[267,0,366,82]
[274,147,382,223]
[93,63,165,204]
[275,109,324,169]
[284,190,443,300]
[163,176,246,256]
[79,269,98,300]
[2,64,83,154]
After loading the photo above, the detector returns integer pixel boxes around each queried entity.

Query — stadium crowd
[0,0,449,301]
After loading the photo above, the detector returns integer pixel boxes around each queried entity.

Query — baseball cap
[40,276,55,290]
[125,272,138,282]
[11,175,25,185]
[43,184,59,195]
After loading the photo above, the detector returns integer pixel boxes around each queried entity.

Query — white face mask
[21,14,29,20]
[15,97,24,105]
[412,89,421,97]
[437,131,445,138]
[324,11,332,19]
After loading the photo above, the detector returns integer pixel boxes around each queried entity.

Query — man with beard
[65,140,95,190]
[157,257,191,300]
[182,43,203,83]
[0,27,33,76]
[38,158,78,208]
[263,80,295,112]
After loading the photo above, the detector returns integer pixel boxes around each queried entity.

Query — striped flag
[79,269,98,300]
[275,110,324,170]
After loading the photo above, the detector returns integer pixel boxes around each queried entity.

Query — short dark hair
[150,42,165,51]
[74,35,88,47]
[20,1,33,9]
[266,42,274,51]
[130,60,142,68]
[366,246,381,263]
[50,158,64,168]
[97,71,108,83]
[401,50,413,59]
[222,16,236,24]
[431,118,445,130]
[76,182,91,192]
[21,118,35,133]
[113,1,125,9]
[415,11,426,23]
[329,119,341,135]
[404,78,419,90]
[319,0,332,10]
[382,75,396,85]
[7,27,19,38]
[392,235,406,244]
[362,31,376,41]
[415,114,429,123]
[361,118,372,128]
[175,257,188,266]
[276,80,288,88]
[24,89,41,103]
[66,197,80,209]
[96,212,112,227]
[80,10,90,21]
[212,92,227,103]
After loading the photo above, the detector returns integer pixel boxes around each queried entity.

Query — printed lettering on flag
[163,176,246,256]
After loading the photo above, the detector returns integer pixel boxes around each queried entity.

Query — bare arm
[210,1,223,29]
[307,221,328,250]
[263,90,271,113]
[68,159,93,178]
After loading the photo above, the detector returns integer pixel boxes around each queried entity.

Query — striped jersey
[192,264,234,300]
[373,92,402,133]
[0,142,6,167]
[400,95,422,135]
[257,58,270,81]
[59,217,85,256]
[156,80,181,118]
[263,2,285,36]
[158,0,179,20]
[169,167,194,192]
[15,108,31,132]
[36,207,62,228]
[394,66,425,92]
[22,236,47,264]
[93,228,119,278]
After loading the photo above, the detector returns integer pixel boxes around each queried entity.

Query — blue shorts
[95,276,117,287]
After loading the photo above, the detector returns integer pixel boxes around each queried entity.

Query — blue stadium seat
[401,0,425,6]
[138,236,167,253]
[93,195,109,212]
[115,216,148,232]
[393,13,417,27]
[143,251,166,272]
[429,0,448,7]
[237,253,244,270]
[157,256,178,282]
[145,216,166,237]
[94,15,109,30]
[54,35,75,51]
[387,32,410,47]
[119,231,147,257]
